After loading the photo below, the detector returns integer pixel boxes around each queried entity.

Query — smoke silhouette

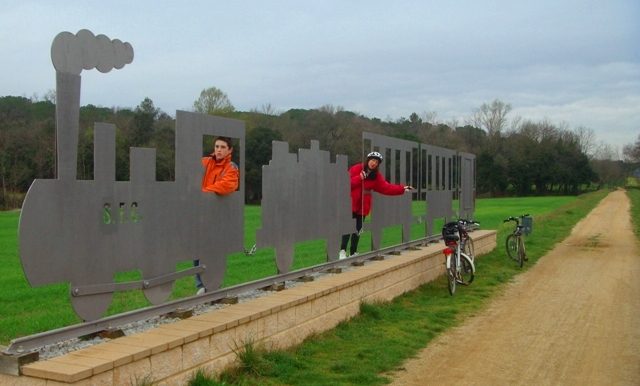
[51,29,134,75]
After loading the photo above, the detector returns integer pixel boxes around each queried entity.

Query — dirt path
[390,189,640,386]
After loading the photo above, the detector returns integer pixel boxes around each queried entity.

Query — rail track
[4,236,440,356]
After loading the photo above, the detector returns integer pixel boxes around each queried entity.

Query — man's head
[213,136,233,161]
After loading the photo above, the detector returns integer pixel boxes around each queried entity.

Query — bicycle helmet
[367,151,383,163]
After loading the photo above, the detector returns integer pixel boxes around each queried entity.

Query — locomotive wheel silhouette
[70,273,114,321]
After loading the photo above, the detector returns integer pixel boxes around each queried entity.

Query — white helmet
[367,151,383,163]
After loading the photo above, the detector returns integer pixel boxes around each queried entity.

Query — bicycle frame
[444,240,476,276]
[443,219,477,295]
[504,214,529,267]
[442,241,476,273]
[513,222,524,236]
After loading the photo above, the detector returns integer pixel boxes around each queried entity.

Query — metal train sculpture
[18,30,475,322]
[257,140,353,273]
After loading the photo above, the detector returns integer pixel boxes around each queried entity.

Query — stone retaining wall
[2,230,496,385]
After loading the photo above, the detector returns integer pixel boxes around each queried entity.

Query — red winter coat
[348,163,405,216]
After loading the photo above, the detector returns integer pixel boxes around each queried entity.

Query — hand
[360,171,368,180]
[404,185,415,192]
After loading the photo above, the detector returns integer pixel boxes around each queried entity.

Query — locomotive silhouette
[19,30,245,321]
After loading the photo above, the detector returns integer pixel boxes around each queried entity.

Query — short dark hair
[214,136,233,149]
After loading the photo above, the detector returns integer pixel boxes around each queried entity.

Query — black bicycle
[504,214,530,268]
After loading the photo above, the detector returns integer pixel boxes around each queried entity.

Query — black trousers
[341,213,365,255]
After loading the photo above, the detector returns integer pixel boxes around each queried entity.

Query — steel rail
[4,235,442,356]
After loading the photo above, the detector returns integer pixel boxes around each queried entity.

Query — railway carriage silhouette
[256,140,353,273]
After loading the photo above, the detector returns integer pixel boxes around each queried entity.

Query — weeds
[188,369,226,386]
[218,338,272,384]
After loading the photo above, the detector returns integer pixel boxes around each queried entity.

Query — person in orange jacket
[195,136,239,294]
[339,151,413,259]
[200,136,239,194]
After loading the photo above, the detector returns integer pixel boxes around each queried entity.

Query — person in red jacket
[196,136,239,294]
[339,151,413,259]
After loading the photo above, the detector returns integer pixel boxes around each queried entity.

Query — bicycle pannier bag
[442,222,459,241]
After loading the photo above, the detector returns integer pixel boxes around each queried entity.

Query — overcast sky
[2,1,638,151]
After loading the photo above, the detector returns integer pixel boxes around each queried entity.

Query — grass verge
[186,190,611,385]
[627,186,640,240]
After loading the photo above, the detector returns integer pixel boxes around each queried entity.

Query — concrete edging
[4,230,496,385]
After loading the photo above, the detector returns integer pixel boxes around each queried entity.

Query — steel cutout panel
[362,133,416,250]
[257,140,352,273]
[16,30,477,322]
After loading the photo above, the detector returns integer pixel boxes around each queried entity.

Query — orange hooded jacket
[201,153,239,195]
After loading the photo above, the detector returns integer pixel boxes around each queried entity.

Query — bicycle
[442,219,478,296]
[504,214,530,268]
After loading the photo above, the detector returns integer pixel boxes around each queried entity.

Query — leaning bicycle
[504,214,530,268]
[442,219,478,296]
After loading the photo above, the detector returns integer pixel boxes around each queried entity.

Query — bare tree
[538,119,560,141]
[593,141,620,161]
[249,103,280,116]
[193,87,235,115]
[446,118,459,130]
[623,133,640,162]
[574,126,596,158]
[468,99,512,135]
[319,104,344,115]
[421,110,438,126]
[509,115,522,132]
[260,103,278,116]
[591,141,625,188]
[44,89,56,104]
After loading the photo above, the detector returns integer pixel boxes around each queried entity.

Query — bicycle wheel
[446,254,456,296]
[459,254,475,285]
[506,234,519,262]
[517,237,526,267]
[463,237,475,260]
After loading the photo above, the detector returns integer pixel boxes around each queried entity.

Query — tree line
[1,91,638,209]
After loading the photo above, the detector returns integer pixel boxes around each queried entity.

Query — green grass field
[0,193,579,346]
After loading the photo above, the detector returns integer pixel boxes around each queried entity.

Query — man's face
[213,140,232,161]
[367,158,380,170]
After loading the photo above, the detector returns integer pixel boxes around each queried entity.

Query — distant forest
[0,94,634,209]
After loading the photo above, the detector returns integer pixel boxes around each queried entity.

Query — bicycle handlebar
[457,219,480,231]
[503,214,530,223]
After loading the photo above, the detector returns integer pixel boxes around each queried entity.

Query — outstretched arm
[372,176,407,196]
